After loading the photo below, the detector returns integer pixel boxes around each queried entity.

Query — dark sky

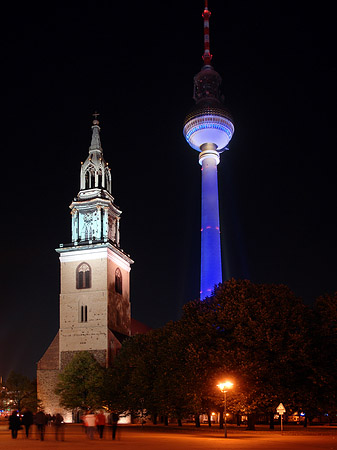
[1,1,336,380]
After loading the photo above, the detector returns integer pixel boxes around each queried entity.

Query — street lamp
[217,381,234,438]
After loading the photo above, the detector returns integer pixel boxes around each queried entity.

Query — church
[37,116,148,419]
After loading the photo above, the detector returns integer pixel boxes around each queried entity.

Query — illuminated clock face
[84,213,92,224]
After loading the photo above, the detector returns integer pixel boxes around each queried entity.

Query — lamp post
[217,381,234,438]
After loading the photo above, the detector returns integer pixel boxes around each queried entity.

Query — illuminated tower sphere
[183,0,234,300]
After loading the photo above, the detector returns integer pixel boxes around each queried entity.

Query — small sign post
[276,403,286,431]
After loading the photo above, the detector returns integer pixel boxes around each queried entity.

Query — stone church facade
[37,117,138,419]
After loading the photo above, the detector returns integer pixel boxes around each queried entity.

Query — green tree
[180,279,313,428]
[310,292,337,419]
[4,371,38,412]
[103,330,164,422]
[103,279,320,429]
[152,321,204,425]
[55,351,105,411]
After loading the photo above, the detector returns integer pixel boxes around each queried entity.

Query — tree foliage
[103,280,337,424]
[183,280,314,415]
[50,282,337,425]
[310,292,337,416]
[2,371,39,412]
[55,352,105,411]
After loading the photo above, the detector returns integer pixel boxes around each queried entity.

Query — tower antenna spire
[202,0,212,65]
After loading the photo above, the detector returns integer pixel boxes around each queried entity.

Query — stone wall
[60,349,107,369]
[37,369,61,415]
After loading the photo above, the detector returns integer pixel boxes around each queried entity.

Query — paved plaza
[1,423,337,450]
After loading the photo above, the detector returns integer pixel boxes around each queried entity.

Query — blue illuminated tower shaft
[200,146,222,299]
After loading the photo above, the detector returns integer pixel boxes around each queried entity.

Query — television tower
[183,0,234,300]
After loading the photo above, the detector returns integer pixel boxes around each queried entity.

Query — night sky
[1,2,336,380]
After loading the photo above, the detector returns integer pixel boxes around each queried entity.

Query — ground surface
[1,423,337,449]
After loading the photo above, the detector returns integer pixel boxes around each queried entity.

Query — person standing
[110,412,119,440]
[21,409,34,438]
[83,411,96,439]
[35,410,47,441]
[9,411,21,439]
[95,410,106,439]
[53,413,64,441]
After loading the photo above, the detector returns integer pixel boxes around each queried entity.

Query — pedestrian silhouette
[53,413,65,441]
[110,412,119,440]
[35,410,47,441]
[9,410,21,439]
[83,411,96,439]
[95,410,106,439]
[21,409,34,438]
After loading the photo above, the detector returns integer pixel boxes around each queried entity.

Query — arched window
[84,166,95,189]
[115,268,122,295]
[76,263,91,289]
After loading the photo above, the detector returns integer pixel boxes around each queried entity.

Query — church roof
[131,318,152,335]
[37,332,59,370]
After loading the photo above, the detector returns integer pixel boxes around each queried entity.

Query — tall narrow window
[76,263,91,289]
[97,170,102,188]
[80,305,88,322]
[115,268,122,295]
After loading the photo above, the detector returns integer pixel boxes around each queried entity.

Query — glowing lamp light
[217,381,234,438]
[217,381,234,392]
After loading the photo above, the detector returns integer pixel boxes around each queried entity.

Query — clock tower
[37,116,134,418]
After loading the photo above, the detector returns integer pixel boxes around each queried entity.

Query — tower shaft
[200,148,222,299]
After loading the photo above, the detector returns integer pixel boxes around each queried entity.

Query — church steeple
[37,115,134,422]
[80,114,112,193]
[70,115,122,246]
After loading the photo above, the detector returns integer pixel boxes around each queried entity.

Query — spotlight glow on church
[183,0,234,300]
